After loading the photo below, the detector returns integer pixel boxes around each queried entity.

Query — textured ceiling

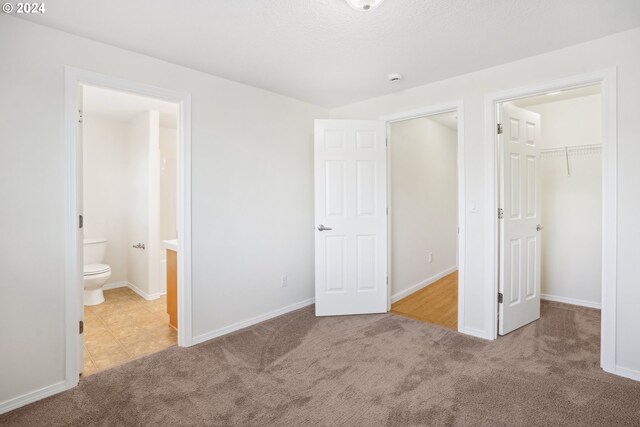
[19,0,640,108]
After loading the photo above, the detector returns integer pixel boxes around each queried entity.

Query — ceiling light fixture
[345,0,385,11]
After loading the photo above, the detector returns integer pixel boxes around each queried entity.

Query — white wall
[126,110,161,297]
[0,15,327,408]
[526,95,602,306]
[529,95,602,150]
[331,28,640,376]
[390,117,458,300]
[82,117,130,284]
[159,127,178,245]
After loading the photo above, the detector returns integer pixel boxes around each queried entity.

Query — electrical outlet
[428,253,433,263]
[281,275,288,288]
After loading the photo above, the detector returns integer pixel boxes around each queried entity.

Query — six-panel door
[314,120,388,316]
[499,104,542,335]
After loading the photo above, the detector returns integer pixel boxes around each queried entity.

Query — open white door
[314,120,388,316]
[498,104,542,335]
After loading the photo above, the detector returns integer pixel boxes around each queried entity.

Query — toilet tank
[84,238,108,264]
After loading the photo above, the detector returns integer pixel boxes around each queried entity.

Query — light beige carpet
[2,301,640,426]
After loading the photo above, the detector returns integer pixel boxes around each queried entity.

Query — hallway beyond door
[391,271,458,330]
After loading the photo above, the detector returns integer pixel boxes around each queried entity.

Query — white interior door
[314,120,388,316]
[499,103,542,335]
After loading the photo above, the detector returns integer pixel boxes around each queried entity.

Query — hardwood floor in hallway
[391,271,458,330]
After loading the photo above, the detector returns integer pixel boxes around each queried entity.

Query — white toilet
[83,237,112,306]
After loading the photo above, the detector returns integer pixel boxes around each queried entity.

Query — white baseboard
[192,297,315,345]
[614,366,640,382]
[127,281,165,301]
[0,380,66,415]
[460,326,489,340]
[103,281,165,301]
[541,293,601,309]
[103,281,128,290]
[391,266,458,303]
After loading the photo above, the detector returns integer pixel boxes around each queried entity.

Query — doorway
[487,69,617,373]
[496,85,602,335]
[80,84,180,375]
[64,68,193,389]
[387,112,460,330]
[312,105,465,330]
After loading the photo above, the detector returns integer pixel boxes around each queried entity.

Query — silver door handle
[536,224,544,231]
[317,224,332,231]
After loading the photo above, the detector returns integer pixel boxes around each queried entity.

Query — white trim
[192,298,315,345]
[459,327,489,340]
[102,281,165,300]
[0,381,66,414]
[381,102,461,123]
[85,281,165,307]
[383,100,466,334]
[540,293,601,309]
[391,266,458,303]
[485,69,617,375]
[63,67,193,396]
[614,366,640,382]
[102,281,128,290]
[126,281,166,301]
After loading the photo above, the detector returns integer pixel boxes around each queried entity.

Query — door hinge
[497,123,503,134]
[386,276,389,286]
[498,208,504,219]
[79,320,84,334]
[498,293,503,304]
[386,207,388,216]
[78,109,83,124]
[79,214,83,229]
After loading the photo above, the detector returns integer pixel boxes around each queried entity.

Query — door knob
[317,224,333,231]
[536,224,544,231]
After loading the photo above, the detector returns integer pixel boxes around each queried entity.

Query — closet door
[498,104,542,335]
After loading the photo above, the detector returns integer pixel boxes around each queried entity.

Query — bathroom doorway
[80,85,180,375]
[64,68,192,386]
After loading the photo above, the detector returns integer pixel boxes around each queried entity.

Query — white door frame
[63,67,193,390]
[484,69,617,373]
[382,101,466,333]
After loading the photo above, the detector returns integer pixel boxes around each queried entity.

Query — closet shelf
[540,143,601,157]
[540,144,601,177]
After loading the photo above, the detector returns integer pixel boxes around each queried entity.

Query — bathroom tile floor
[82,287,176,376]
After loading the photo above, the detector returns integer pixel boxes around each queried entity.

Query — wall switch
[281,275,288,287]
[428,253,433,263]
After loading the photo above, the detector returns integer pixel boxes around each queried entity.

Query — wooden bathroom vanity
[164,240,178,329]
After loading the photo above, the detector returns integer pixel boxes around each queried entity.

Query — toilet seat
[84,263,111,276]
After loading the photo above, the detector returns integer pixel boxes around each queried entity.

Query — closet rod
[539,143,601,154]
[540,143,601,177]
